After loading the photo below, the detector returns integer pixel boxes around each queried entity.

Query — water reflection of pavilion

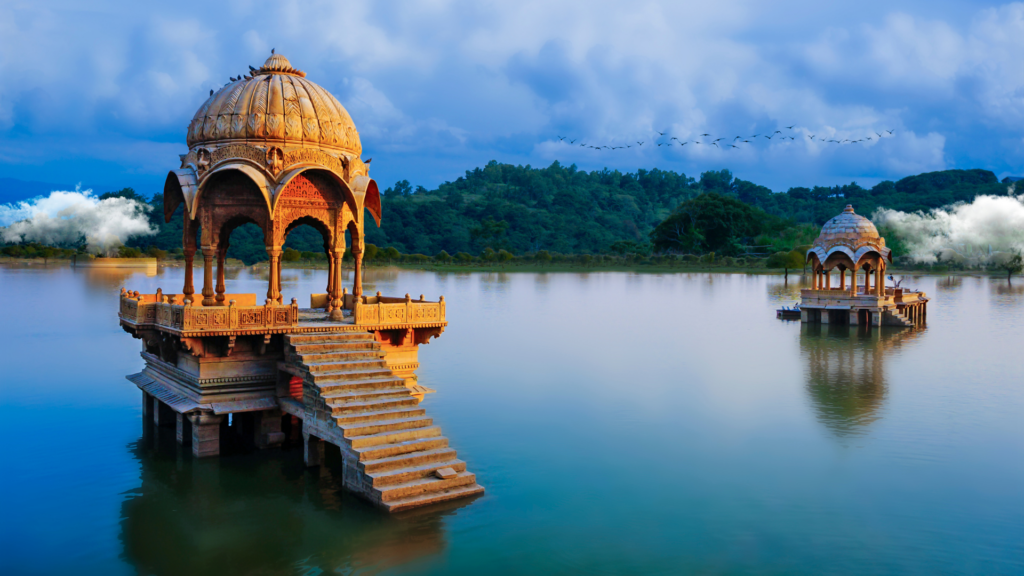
[800,324,921,437]
[121,424,457,575]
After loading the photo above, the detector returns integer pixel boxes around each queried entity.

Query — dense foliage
[6,163,1015,266]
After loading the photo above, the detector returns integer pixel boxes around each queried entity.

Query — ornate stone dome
[807,204,891,265]
[185,53,361,155]
[813,205,882,247]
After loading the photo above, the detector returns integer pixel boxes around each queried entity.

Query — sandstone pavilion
[118,53,483,512]
[800,205,928,327]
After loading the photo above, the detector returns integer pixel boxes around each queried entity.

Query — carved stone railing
[352,293,446,327]
[119,290,299,333]
[800,289,855,298]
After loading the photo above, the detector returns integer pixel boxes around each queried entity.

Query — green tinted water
[1,265,1021,574]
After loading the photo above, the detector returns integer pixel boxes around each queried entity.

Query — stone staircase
[885,309,915,327]
[284,331,484,512]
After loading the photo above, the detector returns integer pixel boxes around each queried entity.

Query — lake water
[1,264,1022,575]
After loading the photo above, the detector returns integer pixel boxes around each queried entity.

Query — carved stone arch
[856,250,883,271]
[273,165,354,214]
[806,251,823,270]
[192,164,273,220]
[823,251,857,271]
[351,175,382,226]
[277,212,335,249]
[196,170,273,247]
[217,213,268,252]
[163,169,198,223]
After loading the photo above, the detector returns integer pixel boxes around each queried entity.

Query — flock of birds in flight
[554,126,897,151]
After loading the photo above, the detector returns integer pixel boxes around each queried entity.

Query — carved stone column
[329,249,345,320]
[266,247,282,304]
[353,247,364,299]
[189,411,225,458]
[326,251,336,314]
[215,245,227,306]
[183,246,196,304]
[201,247,216,306]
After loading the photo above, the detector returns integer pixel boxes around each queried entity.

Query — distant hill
[0,177,75,206]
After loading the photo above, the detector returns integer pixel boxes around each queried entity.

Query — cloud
[875,189,1024,263]
[0,1,1022,194]
[0,188,155,253]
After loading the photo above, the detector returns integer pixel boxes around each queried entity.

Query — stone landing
[282,332,484,512]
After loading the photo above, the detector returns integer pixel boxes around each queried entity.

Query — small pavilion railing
[119,289,299,333]
[351,293,446,327]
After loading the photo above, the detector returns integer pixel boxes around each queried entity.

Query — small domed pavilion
[806,205,890,295]
[799,205,928,327]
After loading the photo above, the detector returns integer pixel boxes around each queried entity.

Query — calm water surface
[1,264,1022,575]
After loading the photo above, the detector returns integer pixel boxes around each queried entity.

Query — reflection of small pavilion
[801,324,920,437]
[802,205,928,327]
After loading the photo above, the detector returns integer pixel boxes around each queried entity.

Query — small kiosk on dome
[800,205,928,327]
[117,53,482,512]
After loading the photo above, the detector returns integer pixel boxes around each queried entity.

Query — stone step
[304,359,389,373]
[321,386,412,404]
[349,425,442,449]
[318,376,409,395]
[287,332,376,345]
[354,435,450,461]
[369,459,467,488]
[360,447,459,474]
[383,483,486,513]
[334,406,426,424]
[290,342,379,355]
[340,416,434,438]
[311,368,396,383]
[330,396,421,415]
[297,350,385,363]
[378,470,477,503]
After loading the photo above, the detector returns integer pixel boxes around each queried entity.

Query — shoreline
[2,256,1013,278]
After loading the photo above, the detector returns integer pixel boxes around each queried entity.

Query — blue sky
[1,0,1022,198]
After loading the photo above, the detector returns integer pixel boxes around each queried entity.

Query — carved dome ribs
[186,53,361,155]
[807,204,891,266]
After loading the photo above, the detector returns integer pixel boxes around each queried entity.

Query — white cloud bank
[875,188,1024,263]
[0,189,154,253]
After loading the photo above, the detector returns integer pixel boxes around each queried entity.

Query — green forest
[4,162,1017,266]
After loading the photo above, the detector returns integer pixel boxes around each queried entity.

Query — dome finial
[844,204,855,213]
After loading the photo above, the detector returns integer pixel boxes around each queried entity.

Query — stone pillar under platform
[303,433,323,467]
[153,397,175,428]
[189,411,225,458]
[254,409,285,449]
[849,309,859,325]
[142,391,151,421]
[176,413,192,446]
[801,309,809,323]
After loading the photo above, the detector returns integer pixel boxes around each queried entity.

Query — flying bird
[701,133,710,137]
[764,135,772,139]
[671,137,678,140]
[637,141,644,146]
[786,125,795,129]
[729,145,738,149]
[743,140,750,143]
[657,131,666,136]
[557,136,566,141]
[751,134,759,138]
[570,139,577,144]
[774,130,782,134]
[886,130,894,134]
[875,132,883,137]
